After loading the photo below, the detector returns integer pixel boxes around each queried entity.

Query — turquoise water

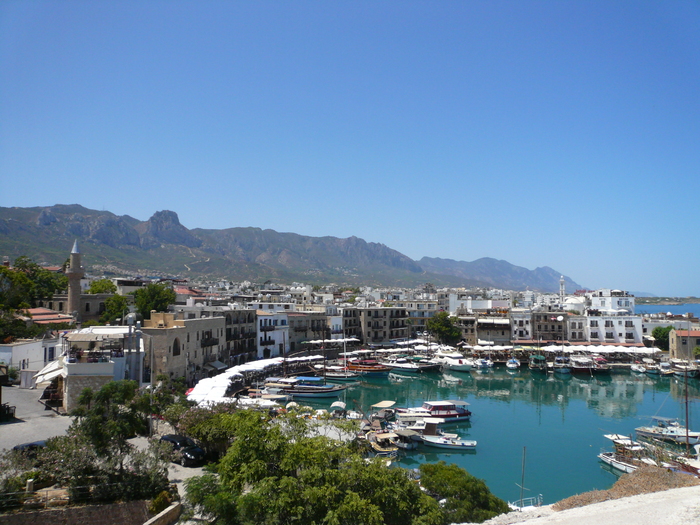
[636,303,700,317]
[306,368,700,505]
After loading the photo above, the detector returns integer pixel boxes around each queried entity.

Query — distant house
[669,329,700,361]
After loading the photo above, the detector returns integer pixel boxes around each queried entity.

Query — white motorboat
[432,351,473,372]
[381,356,441,374]
[635,417,700,445]
[474,357,494,369]
[630,363,646,374]
[421,434,477,450]
[598,434,656,474]
[396,400,472,423]
[505,357,520,370]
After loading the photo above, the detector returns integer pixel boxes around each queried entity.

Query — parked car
[159,434,205,467]
[13,440,47,458]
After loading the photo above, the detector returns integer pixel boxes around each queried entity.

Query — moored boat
[264,376,347,398]
[569,355,595,375]
[528,355,548,373]
[506,357,521,370]
[421,434,477,450]
[396,400,472,423]
[635,417,700,445]
[597,433,655,474]
[552,356,571,374]
[366,431,399,457]
[391,429,420,450]
[346,358,392,377]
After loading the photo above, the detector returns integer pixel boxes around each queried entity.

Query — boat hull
[598,452,637,474]
[421,435,477,450]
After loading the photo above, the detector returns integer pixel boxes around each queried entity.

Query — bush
[148,490,173,515]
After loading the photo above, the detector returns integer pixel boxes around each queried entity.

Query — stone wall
[0,500,149,525]
[63,375,114,412]
[143,502,181,525]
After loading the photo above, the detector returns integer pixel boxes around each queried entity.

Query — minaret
[66,239,84,318]
[559,276,566,307]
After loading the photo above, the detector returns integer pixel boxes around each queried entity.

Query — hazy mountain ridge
[0,205,581,291]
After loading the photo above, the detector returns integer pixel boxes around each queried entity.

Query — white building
[510,309,533,342]
[247,302,292,359]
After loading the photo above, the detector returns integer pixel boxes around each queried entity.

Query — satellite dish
[557,316,564,321]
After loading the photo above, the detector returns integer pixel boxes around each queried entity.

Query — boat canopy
[372,400,396,409]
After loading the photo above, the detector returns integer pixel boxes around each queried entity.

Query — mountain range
[0,205,582,292]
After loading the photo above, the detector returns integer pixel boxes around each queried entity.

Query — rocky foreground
[459,466,700,525]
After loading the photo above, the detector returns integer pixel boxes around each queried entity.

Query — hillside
[0,205,581,291]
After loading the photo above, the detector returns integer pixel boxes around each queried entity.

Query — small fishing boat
[630,363,646,374]
[391,429,420,450]
[598,434,656,474]
[528,355,548,373]
[570,355,595,375]
[474,357,494,369]
[421,434,477,450]
[671,360,700,379]
[366,431,399,457]
[552,356,571,374]
[370,400,397,422]
[264,376,347,398]
[381,356,441,374]
[323,367,361,381]
[506,357,521,370]
[636,417,700,445]
[346,359,392,377]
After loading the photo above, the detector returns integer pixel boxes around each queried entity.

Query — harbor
[282,364,700,505]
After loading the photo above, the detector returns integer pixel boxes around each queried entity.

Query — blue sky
[2,2,699,296]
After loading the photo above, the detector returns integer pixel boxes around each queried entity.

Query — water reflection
[344,368,698,422]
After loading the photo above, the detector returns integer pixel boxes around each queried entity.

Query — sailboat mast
[520,446,526,509]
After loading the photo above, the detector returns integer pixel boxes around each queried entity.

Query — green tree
[419,461,509,523]
[88,278,117,294]
[11,256,67,306]
[426,311,462,345]
[100,294,130,325]
[183,410,445,525]
[70,380,148,469]
[652,325,674,352]
[134,282,176,320]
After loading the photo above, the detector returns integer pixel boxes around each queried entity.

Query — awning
[33,360,64,384]
[371,400,396,409]
[204,360,228,371]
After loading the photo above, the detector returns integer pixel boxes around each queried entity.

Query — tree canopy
[652,325,674,351]
[426,311,462,345]
[181,409,507,525]
[88,278,117,294]
[0,256,70,342]
[100,294,131,325]
[134,282,176,320]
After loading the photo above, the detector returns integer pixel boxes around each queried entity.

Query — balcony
[260,325,276,332]
[260,339,275,347]
[294,327,308,333]
[201,337,219,347]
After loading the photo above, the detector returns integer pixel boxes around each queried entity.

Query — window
[606,332,614,339]
[626,332,634,339]
[173,338,181,356]
[590,320,598,327]
[591,331,599,339]
[85,302,90,312]
[605,321,613,327]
